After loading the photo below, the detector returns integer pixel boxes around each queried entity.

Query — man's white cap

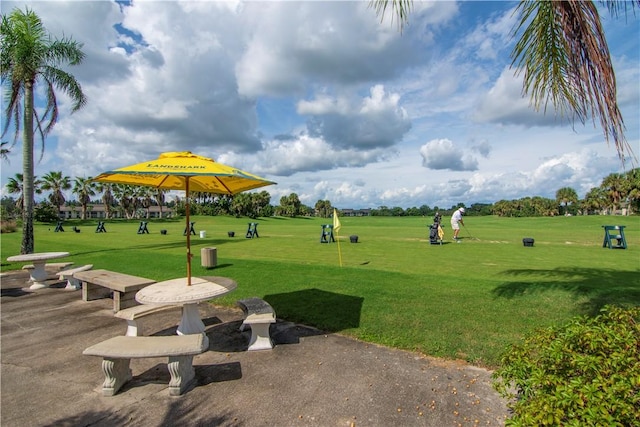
[459,207,465,213]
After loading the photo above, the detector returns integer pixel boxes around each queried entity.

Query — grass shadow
[263,288,363,333]
[493,267,640,315]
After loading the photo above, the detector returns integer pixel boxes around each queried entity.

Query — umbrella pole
[186,177,192,286]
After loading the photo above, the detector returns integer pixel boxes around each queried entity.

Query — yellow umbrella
[93,151,276,285]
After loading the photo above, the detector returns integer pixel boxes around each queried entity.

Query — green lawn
[2,214,638,366]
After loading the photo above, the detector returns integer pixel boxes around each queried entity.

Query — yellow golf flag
[333,208,343,267]
[333,208,341,233]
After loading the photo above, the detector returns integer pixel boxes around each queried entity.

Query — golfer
[450,207,465,241]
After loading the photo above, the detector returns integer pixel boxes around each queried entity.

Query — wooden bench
[115,304,180,336]
[74,269,156,312]
[22,262,74,280]
[57,264,94,290]
[82,334,209,396]
[237,297,276,351]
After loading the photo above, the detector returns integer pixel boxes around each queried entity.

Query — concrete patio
[1,270,509,426]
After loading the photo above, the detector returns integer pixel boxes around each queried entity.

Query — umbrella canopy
[93,151,276,285]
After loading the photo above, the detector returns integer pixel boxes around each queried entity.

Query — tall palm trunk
[21,81,35,254]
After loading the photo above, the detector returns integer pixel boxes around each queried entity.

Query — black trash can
[522,238,534,247]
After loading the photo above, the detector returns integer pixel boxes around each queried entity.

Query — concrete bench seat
[237,297,276,351]
[83,334,209,396]
[115,304,180,336]
[74,269,156,312]
[22,262,74,280]
[57,264,93,290]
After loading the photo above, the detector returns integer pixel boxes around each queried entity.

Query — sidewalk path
[1,270,509,426]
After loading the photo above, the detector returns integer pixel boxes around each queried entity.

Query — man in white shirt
[450,207,465,241]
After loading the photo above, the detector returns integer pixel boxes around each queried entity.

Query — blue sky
[1,0,638,210]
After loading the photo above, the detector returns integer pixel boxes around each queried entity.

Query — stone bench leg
[82,282,112,302]
[64,277,82,291]
[101,358,133,397]
[167,355,196,396]
[247,323,274,351]
[113,291,139,312]
[124,319,142,337]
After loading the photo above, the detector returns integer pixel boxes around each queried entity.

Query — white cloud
[301,85,411,150]
[419,139,479,171]
[472,67,568,128]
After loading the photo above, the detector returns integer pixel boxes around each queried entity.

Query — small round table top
[135,276,237,305]
[7,252,70,262]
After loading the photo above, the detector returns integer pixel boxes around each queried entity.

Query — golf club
[462,224,479,240]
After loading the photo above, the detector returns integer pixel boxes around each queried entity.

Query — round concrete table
[7,252,70,289]
[135,276,237,335]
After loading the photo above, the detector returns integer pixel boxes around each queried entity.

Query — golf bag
[429,212,443,245]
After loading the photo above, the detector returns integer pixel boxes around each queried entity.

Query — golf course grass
[1,214,638,367]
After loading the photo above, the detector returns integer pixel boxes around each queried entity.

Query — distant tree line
[1,168,638,223]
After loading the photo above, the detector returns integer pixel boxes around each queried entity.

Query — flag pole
[336,230,343,267]
[333,208,343,267]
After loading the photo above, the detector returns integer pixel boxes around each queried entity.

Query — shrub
[34,202,60,223]
[493,305,640,426]
[0,220,17,233]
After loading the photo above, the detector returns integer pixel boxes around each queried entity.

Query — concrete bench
[57,264,94,290]
[83,334,209,396]
[74,269,156,312]
[115,304,180,336]
[22,262,74,280]
[237,297,276,351]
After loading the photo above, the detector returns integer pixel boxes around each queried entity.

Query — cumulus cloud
[419,139,479,171]
[300,85,411,150]
[462,149,621,203]
[235,2,424,98]
[473,67,569,128]
[247,134,393,177]
[471,140,492,158]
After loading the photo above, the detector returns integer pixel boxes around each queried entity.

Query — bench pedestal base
[64,278,82,290]
[167,355,197,396]
[100,355,196,397]
[101,358,133,397]
[28,264,50,290]
[247,322,274,351]
[177,304,206,335]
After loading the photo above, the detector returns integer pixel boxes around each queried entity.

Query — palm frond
[511,0,636,163]
[369,0,413,32]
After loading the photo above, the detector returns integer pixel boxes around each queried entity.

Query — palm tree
[139,187,154,219]
[72,177,96,220]
[154,189,167,219]
[1,141,10,162]
[582,186,607,215]
[96,182,115,219]
[6,173,42,213]
[112,184,141,219]
[623,168,640,214]
[1,7,87,253]
[601,172,626,213]
[371,0,637,163]
[40,171,71,216]
[555,187,579,215]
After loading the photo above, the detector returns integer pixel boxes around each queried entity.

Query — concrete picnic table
[7,252,70,290]
[135,276,237,335]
